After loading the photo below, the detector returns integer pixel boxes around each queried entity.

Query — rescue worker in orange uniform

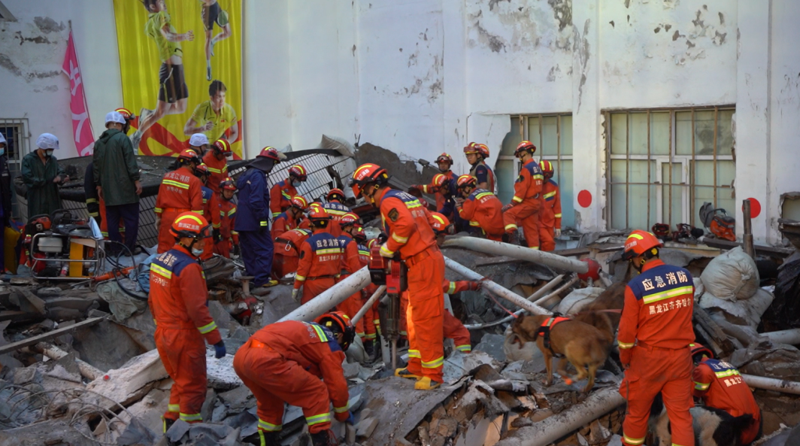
[454,174,504,241]
[269,164,307,218]
[690,344,762,445]
[215,178,239,258]
[350,163,445,390]
[292,208,344,305]
[411,153,456,211]
[155,150,205,253]
[233,312,355,446]
[272,228,312,280]
[334,213,368,342]
[538,160,562,252]
[323,188,351,238]
[502,141,544,249]
[618,230,695,446]
[464,143,495,192]
[353,226,380,350]
[202,139,233,194]
[195,163,221,261]
[149,212,226,433]
[271,195,308,240]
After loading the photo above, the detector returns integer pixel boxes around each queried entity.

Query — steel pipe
[761,328,800,346]
[442,237,589,274]
[444,256,550,316]
[532,276,580,307]
[351,286,386,325]
[279,267,372,322]
[742,374,800,395]
[465,275,568,330]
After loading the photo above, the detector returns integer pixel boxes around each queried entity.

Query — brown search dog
[511,314,613,393]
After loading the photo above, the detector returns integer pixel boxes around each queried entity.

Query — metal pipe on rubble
[442,237,589,274]
[532,276,580,308]
[464,275,568,330]
[742,374,800,395]
[444,256,550,316]
[351,286,387,325]
[762,328,800,346]
[495,386,626,446]
[279,267,372,322]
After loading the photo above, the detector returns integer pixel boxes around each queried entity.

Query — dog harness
[535,315,571,357]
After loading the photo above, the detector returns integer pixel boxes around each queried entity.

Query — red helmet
[170,212,210,240]
[195,163,210,176]
[327,188,346,202]
[257,146,282,162]
[475,143,490,159]
[436,153,453,165]
[288,164,307,181]
[456,174,477,189]
[178,149,201,163]
[515,141,536,157]
[340,212,359,228]
[431,173,448,190]
[114,107,135,120]
[690,343,714,361]
[463,142,478,154]
[539,160,554,174]
[350,163,389,198]
[429,212,451,234]
[352,226,367,242]
[314,311,356,351]
[622,230,663,260]
[219,177,237,191]
[367,238,378,249]
[213,139,232,154]
[290,195,309,211]
[307,207,331,222]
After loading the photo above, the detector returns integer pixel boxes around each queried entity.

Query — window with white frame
[498,114,574,229]
[605,107,735,231]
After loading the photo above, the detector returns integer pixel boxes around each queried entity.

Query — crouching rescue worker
[272,228,312,279]
[350,163,446,390]
[454,174,504,241]
[538,160,562,252]
[155,150,204,253]
[410,153,456,211]
[234,312,355,446]
[215,178,238,258]
[691,343,762,445]
[271,195,308,239]
[270,164,307,218]
[149,212,226,432]
[292,208,343,304]
[502,141,543,249]
[323,188,351,238]
[618,230,695,446]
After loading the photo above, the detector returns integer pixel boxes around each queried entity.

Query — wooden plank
[0,317,104,355]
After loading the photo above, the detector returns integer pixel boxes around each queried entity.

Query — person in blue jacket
[235,146,284,288]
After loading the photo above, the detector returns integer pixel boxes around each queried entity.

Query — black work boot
[242,430,281,446]
[311,429,339,446]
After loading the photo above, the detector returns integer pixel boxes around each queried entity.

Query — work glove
[376,232,389,244]
[554,228,562,237]
[345,412,355,425]
[467,281,482,291]
[409,185,421,194]
[292,288,300,303]
[446,224,456,235]
[214,341,227,359]
[619,348,632,369]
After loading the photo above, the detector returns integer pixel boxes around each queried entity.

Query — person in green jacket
[21,133,67,220]
[93,111,142,255]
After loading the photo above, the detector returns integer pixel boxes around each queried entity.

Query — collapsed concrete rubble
[1,231,800,446]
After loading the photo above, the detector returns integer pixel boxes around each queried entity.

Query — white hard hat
[36,133,59,150]
[189,134,210,147]
[105,111,126,126]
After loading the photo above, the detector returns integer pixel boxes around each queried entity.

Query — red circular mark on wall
[577,190,592,208]
[743,198,761,219]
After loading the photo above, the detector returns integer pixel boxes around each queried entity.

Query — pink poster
[62,30,94,156]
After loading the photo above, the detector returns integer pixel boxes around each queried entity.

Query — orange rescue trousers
[539,222,556,252]
[503,202,541,249]
[405,249,446,382]
[156,327,208,423]
[271,253,299,280]
[400,294,470,353]
[337,289,366,338]
[301,277,336,305]
[619,345,695,446]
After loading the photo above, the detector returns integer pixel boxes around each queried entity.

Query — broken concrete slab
[474,333,506,362]
[85,349,168,409]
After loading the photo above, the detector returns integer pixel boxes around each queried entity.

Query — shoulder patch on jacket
[388,208,399,222]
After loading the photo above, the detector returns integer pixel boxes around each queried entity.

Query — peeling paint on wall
[573,19,591,112]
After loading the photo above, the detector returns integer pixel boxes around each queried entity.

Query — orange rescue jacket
[294,229,344,289]
[155,166,204,217]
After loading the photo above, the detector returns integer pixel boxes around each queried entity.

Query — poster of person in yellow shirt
[114,0,243,159]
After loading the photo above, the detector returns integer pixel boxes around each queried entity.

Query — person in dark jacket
[21,133,67,219]
[0,134,11,272]
[93,111,142,255]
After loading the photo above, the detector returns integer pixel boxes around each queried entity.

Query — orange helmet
[456,174,477,189]
[352,226,367,242]
[307,207,331,222]
[475,143,490,159]
[539,160,554,174]
[288,164,307,181]
[195,163,210,177]
[290,195,308,211]
[170,212,210,240]
[515,141,536,157]
[219,177,237,191]
[257,146,282,162]
[340,212,359,228]
[327,188,346,202]
[213,139,232,154]
[429,212,451,234]
[431,173,448,189]
[178,149,201,163]
[622,230,663,260]
[114,107,135,120]
[463,142,478,154]
[690,343,714,361]
[314,311,356,351]
[350,163,389,198]
[436,153,453,165]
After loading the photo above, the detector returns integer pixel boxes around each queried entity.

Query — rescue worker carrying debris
[464,143,495,192]
[323,188,351,238]
[215,178,239,258]
[335,213,368,344]
[155,150,204,253]
[350,163,446,390]
[270,164,307,218]
[149,212,226,432]
[618,230,695,446]
[454,174,504,241]
[236,147,283,288]
[195,164,221,261]
[292,208,343,304]
[538,160,562,252]
[202,139,233,194]
[502,141,544,249]
[271,195,308,239]
[272,227,312,279]
[410,153,456,211]
[233,312,355,446]
[691,343,762,445]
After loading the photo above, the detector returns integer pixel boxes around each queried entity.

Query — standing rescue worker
[335,213,367,343]
[411,153,456,210]
[21,133,67,218]
[322,188,351,238]
[215,178,238,258]
[618,230,695,446]
[538,160,562,252]
[353,226,380,352]
[236,147,283,288]
[502,141,544,249]
[149,212,226,432]
[272,227,312,279]
[195,164,221,261]
[350,163,445,390]
[455,174,504,241]
[464,143,495,192]
[233,312,355,446]
[187,133,210,156]
[292,208,343,305]
[691,344,762,445]
[202,139,232,194]
[0,133,10,272]
[271,195,308,240]
[270,164,307,218]
[155,149,204,253]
